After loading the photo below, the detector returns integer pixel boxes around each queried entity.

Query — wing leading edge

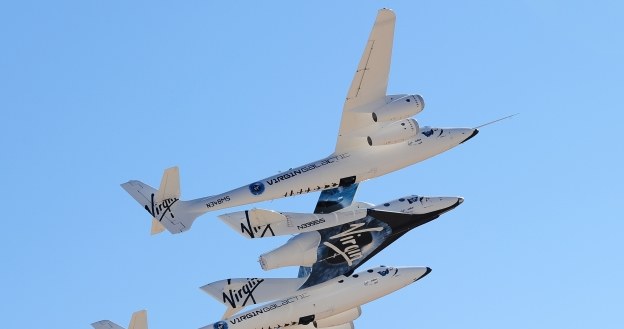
[335,9,396,152]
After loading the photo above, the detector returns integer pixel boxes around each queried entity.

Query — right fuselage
[202,266,430,329]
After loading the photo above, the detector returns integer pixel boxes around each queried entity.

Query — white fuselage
[183,127,475,217]
[202,266,429,329]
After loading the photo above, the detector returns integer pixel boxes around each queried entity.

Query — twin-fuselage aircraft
[111,8,476,329]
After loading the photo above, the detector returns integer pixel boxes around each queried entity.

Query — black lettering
[144,193,178,221]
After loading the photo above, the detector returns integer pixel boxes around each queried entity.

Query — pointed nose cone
[400,266,432,283]
[460,128,479,144]
[414,196,464,214]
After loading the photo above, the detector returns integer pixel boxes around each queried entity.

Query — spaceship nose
[402,266,432,282]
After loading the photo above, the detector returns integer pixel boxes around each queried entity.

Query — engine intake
[372,94,424,122]
[367,118,420,146]
[259,232,321,270]
[314,307,362,328]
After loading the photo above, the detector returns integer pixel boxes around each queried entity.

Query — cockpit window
[422,128,434,137]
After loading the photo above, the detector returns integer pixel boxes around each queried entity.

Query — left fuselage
[181,127,476,218]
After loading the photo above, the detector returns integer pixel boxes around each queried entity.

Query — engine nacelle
[259,232,321,270]
[372,94,424,122]
[367,118,420,146]
[314,307,362,328]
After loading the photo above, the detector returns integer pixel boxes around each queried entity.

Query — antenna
[474,113,518,129]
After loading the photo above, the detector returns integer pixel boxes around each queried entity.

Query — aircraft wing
[335,9,396,152]
[299,209,444,288]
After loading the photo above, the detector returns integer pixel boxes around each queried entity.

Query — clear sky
[1,1,622,328]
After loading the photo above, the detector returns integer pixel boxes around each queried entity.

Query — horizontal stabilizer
[248,208,287,226]
[92,321,124,329]
[200,277,307,318]
[218,207,368,239]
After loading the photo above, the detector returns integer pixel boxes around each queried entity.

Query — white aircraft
[92,310,147,329]
[121,8,478,234]
[201,265,430,329]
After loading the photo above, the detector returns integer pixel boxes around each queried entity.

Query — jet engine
[372,94,424,122]
[259,232,321,270]
[314,307,362,328]
[367,118,420,146]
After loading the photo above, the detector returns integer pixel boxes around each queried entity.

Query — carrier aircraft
[121,9,478,234]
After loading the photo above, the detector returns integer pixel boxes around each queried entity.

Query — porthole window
[353,274,359,278]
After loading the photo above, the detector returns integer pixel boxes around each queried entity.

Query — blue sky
[1,1,622,328]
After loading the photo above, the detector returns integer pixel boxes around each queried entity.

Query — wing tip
[378,8,396,18]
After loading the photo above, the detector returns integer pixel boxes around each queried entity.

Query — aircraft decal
[206,196,231,208]
[300,215,392,288]
[222,278,265,309]
[240,210,275,239]
[322,223,385,266]
[297,218,326,231]
[265,153,350,187]
[249,182,265,195]
[228,293,309,325]
[144,193,178,221]
[213,321,228,329]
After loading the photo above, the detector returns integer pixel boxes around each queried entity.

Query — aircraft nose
[400,266,432,282]
[420,196,464,212]
[460,128,479,144]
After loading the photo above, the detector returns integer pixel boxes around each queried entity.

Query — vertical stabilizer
[128,310,147,329]
[121,167,200,234]
[92,310,147,329]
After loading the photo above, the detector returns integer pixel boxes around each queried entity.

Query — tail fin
[200,277,307,319]
[92,310,147,329]
[121,167,199,234]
